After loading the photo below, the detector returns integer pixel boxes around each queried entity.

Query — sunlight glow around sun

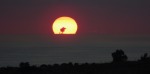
[52,16,78,34]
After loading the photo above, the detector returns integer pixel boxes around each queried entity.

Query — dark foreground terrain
[1,49,150,74]
[0,61,150,74]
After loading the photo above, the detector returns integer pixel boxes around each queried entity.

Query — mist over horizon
[0,34,150,67]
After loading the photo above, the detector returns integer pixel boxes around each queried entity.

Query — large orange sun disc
[52,16,78,34]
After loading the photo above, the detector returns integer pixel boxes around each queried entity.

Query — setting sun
[52,16,78,34]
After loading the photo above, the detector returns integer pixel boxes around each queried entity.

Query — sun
[52,16,78,34]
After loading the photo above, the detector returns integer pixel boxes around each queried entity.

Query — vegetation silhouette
[0,49,150,74]
[112,49,128,63]
[139,53,150,62]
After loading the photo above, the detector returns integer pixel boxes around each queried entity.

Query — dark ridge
[1,49,150,74]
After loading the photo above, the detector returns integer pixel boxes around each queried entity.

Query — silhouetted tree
[19,62,30,68]
[139,53,150,62]
[112,49,128,62]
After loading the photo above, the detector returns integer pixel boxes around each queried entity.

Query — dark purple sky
[0,0,150,35]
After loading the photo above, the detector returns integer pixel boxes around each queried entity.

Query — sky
[0,0,150,66]
[1,0,150,35]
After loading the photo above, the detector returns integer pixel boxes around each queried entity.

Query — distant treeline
[0,49,150,74]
